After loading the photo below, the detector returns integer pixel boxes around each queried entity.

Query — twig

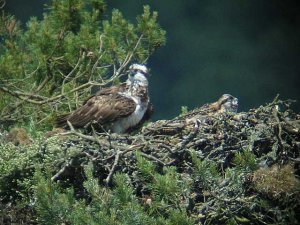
[272,106,285,160]
[0,85,46,100]
[51,158,75,181]
[140,152,166,166]
[36,74,51,92]
[91,34,105,76]
[172,128,198,153]
[0,80,94,104]
[158,143,174,154]
[112,34,144,80]
[105,150,121,185]
[66,121,104,143]
[61,55,84,94]
[25,61,41,79]
[0,0,5,9]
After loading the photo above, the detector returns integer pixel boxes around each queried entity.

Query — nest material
[44,98,300,191]
[39,97,300,224]
[2,97,300,224]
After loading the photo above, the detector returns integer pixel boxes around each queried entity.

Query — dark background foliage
[5,0,300,119]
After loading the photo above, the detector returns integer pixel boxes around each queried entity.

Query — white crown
[130,64,148,74]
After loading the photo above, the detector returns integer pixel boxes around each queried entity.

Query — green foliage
[83,162,102,199]
[167,210,194,225]
[0,134,78,204]
[112,173,137,206]
[180,106,188,116]
[0,141,39,202]
[136,154,191,223]
[110,173,155,225]
[34,168,72,225]
[136,151,156,180]
[190,150,259,224]
[32,161,191,225]
[232,149,258,172]
[0,142,37,175]
[0,0,166,130]
[1,132,299,224]
[151,166,183,202]
[190,150,220,189]
[137,153,187,204]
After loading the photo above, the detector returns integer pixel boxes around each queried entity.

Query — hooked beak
[144,71,151,77]
[129,69,151,77]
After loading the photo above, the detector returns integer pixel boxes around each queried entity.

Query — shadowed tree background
[4,0,300,120]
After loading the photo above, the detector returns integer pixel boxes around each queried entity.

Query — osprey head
[218,94,238,113]
[129,64,149,76]
[128,64,149,86]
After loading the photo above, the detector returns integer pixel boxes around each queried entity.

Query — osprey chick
[185,94,238,127]
[208,94,238,113]
[56,64,152,133]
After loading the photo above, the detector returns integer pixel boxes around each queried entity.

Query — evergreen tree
[0,0,165,130]
[0,1,299,225]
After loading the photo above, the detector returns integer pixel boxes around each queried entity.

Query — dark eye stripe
[135,70,147,75]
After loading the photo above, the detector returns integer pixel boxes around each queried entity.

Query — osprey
[186,94,238,117]
[56,64,153,133]
[207,94,238,113]
[143,94,238,135]
[184,94,238,126]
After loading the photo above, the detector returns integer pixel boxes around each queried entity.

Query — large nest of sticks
[50,96,300,180]
[39,95,300,223]
[1,95,300,224]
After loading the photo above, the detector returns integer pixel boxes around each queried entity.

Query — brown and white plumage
[185,94,238,126]
[56,64,152,133]
[208,94,238,113]
[185,94,239,118]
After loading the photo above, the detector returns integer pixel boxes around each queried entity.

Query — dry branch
[44,98,300,188]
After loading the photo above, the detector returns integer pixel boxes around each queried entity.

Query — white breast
[111,96,148,133]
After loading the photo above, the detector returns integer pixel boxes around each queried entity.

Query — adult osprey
[56,64,153,133]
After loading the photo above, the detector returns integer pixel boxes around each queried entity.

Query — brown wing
[95,83,127,95]
[183,103,213,119]
[56,93,136,128]
[82,83,128,105]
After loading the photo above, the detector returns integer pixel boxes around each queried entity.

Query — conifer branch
[112,34,144,80]
[0,85,47,102]
[0,81,95,105]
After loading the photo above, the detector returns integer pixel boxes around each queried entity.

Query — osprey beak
[144,71,151,77]
[141,68,151,77]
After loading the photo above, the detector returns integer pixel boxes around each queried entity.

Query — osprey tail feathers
[55,113,70,128]
[56,111,96,128]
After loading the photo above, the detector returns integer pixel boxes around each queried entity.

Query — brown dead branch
[43,98,300,190]
[105,150,121,185]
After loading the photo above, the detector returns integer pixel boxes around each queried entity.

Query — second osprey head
[218,94,239,113]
